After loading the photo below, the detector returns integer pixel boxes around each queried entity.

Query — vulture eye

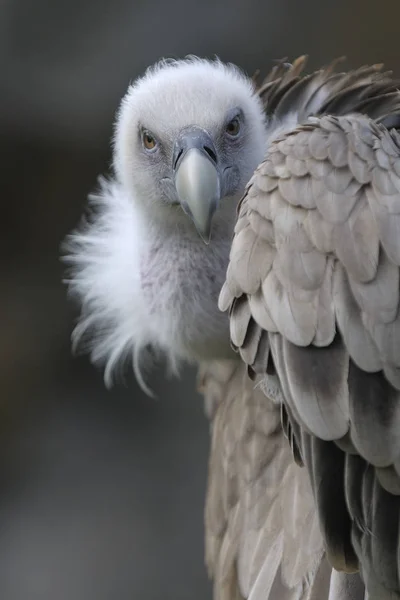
[226,117,241,137]
[142,130,157,151]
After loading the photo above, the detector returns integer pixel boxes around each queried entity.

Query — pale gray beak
[173,126,221,244]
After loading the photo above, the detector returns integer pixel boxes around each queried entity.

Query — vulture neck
[124,186,237,364]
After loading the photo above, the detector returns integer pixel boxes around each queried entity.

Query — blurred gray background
[0,1,399,598]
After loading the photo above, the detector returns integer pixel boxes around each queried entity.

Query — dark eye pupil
[227,119,239,134]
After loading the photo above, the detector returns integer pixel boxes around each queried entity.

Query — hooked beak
[173,126,221,244]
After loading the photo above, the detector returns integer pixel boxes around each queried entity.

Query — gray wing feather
[199,359,366,599]
[219,112,400,597]
[199,359,327,599]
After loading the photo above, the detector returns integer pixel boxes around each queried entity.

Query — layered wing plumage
[220,59,400,598]
[199,359,365,600]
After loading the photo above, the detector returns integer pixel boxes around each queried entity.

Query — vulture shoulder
[219,58,400,598]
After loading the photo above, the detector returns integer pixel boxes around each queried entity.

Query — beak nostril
[174,148,184,170]
[204,146,217,164]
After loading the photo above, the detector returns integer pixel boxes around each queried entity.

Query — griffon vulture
[64,55,400,599]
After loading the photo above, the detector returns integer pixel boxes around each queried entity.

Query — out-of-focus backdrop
[1,1,399,598]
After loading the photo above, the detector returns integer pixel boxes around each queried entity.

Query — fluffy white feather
[64,177,152,389]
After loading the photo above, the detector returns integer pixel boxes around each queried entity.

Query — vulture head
[113,58,267,242]
[64,57,269,388]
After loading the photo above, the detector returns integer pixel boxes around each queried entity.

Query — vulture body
[63,55,400,599]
